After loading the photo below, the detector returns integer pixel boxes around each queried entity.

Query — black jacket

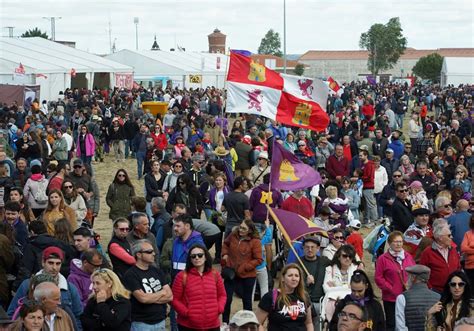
[81,296,131,331]
[144,173,165,202]
[379,182,396,217]
[123,120,139,140]
[392,198,413,232]
[107,235,133,279]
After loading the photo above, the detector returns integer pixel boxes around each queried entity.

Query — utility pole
[5,26,14,38]
[134,17,139,50]
[283,0,287,74]
[43,16,61,41]
[108,19,112,54]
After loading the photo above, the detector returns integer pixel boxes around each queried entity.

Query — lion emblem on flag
[297,79,314,99]
[247,89,263,112]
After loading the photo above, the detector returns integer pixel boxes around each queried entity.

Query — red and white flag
[226,53,329,132]
[327,76,343,95]
[36,73,48,79]
[14,63,25,75]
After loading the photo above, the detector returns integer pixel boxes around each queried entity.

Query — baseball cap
[42,247,65,261]
[349,219,361,229]
[230,310,259,326]
[358,145,369,152]
[73,159,84,167]
[298,140,306,146]
[405,264,431,282]
[385,148,394,154]
[303,236,320,246]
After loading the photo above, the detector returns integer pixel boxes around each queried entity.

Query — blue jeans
[131,320,165,331]
[136,151,146,179]
[396,113,404,129]
[125,139,134,158]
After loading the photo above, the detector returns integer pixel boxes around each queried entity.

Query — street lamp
[134,17,139,50]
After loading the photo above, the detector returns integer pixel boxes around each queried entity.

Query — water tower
[208,28,226,53]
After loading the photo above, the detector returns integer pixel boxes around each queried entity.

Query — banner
[115,73,133,89]
[189,75,202,83]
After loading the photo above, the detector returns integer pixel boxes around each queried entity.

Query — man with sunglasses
[379,170,404,219]
[395,264,440,331]
[124,239,172,331]
[391,182,413,233]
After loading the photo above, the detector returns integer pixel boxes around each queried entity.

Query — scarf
[349,294,370,307]
[389,248,405,265]
[31,173,44,181]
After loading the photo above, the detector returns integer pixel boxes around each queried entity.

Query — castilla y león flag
[226,53,329,132]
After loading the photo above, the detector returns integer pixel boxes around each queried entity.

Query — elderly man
[381,148,400,179]
[326,144,350,181]
[127,212,159,263]
[150,197,171,252]
[409,161,437,202]
[34,282,75,330]
[432,195,454,220]
[281,189,313,220]
[419,220,461,293]
[395,265,440,331]
[448,199,471,248]
[403,208,432,258]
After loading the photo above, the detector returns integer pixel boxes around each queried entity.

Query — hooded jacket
[23,174,49,209]
[68,259,93,307]
[171,231,204,278]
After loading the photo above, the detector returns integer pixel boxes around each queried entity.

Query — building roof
[250,54,302,68]
[208,28,226,37]
[299,48,474,61]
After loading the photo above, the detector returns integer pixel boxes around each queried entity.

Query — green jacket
[106,182,135,220]
[52,137,68,161]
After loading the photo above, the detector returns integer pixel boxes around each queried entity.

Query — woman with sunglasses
[62,180,87,226]
[329,270,385,331]
[172,244,226,331]
[81,268,131,331]
[450,165,471,194]
[165,174,203,219]
[76,125,96,167]
[107,218,135,279]
[426,271,473,331]
[323,245,361,322]
[106,169,136,221]
[162,161,185,193]
[256,263,313,331]
[221,219,263,324]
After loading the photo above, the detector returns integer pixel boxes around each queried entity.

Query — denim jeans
[223,276,256,323]
[125,139,134,158]
[131,320,166,331]
[136,151,146,179]
[396,113,404,129]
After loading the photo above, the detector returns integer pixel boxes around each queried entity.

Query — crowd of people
[0,81,473,331]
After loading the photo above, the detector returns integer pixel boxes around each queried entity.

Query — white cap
[230,310,259,326]
[349,219,361,229]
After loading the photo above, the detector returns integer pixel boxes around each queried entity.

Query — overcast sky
[1,0,473,55]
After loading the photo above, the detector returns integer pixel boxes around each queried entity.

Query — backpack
[34,179,49,204]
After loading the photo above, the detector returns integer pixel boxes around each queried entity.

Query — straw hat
[214,146,229,157]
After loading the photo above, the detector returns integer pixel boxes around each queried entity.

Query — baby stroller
[318,288,351,331]
[363,217,391,262]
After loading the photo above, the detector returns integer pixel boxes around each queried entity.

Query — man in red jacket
[326,144,350,181]
[419,221,461,293]
[358,149,377,227]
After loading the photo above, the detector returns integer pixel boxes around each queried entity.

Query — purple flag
[268,207,328,241]
[270,141,321,190]
[230,49,252,57]
[366,75,376,85]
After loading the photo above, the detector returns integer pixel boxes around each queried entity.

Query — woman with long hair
[144,160,166,217]
[107,218,135,279]
[375,231,415,331]
[165,173,203,219]
[329,270,385,331]
[162,161,185,193]
[9,187,35,224]
[10,299,46,331]
[53,218,76,276]
[221,219,263,324]
[106,169,135,221]
[81,268,131,331]
[41,189,76,236]
[172,244,226,331]
[450,165,472,194]
[76,125,96,167]
[62,180,87,226]
[256,263,313,331]
[426,271,473,331]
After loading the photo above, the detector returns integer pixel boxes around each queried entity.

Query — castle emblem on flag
[279,159,300,182]
[260,191,274,204]
[248,60,266,82]
[293,102,312,126]
[247,89,263,111]
[297,79,313,99]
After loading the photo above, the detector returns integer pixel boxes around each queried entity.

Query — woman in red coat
[172,244,226,331]
[151,124,168,151]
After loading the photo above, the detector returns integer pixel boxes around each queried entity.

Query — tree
[412,53,444,82]
[359,17,407,75]
[21,28,49,39]
[258,29,282,57]
[294,63,305,76]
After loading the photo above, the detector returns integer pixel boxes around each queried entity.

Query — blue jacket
[171,231,204,278]
[8,272,83,329]
[448,211,471,249]
[9,219,28,250]
[388,140,404,159]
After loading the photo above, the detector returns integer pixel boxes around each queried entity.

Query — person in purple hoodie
[67,248,104,307]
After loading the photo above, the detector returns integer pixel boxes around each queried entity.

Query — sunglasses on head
[190,253,204,259]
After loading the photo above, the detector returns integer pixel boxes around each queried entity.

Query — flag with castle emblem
[226,53,329,132]
[270,140,322,190]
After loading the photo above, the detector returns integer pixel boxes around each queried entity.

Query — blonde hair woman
[41,189,76,235]
[81,269,131,331]
[451,165,471,193]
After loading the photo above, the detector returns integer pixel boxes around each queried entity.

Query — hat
[258,151,269,160]
[409,181,423,189]
[298,140,306,146]
[30,159,42,168]
[42,246,65,261]
[242,135,252,145]
[230,310,259,327]
[0,307,13,325]
[412,207,430,216]
[349,219,361,229]
[92,115,99,121]
[303,236,320,245]
[405,264,431,282]
[73,159,84,167]
[394,129,403,135]
[385,148,394,153]
[359,145,369,152]
[214,146,230,157]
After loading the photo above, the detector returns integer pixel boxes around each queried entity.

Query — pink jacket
[375,251,415,302]
[76,133,96,157]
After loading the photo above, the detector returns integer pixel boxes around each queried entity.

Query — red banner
[115,73,134,89]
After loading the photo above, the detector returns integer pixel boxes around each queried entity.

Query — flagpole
[267,206,311,277]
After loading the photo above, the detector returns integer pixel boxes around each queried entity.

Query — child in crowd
[346,219,364,260]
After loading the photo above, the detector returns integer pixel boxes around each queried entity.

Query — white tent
[105,49,228,88]
[440,57,474,87]
[0,37,133,101]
